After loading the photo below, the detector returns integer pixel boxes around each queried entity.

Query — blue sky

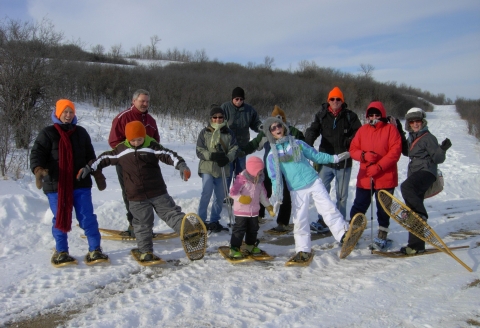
[1,0,479,100]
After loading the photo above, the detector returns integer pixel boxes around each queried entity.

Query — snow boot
[291,251,312,262]
[86,248,109,262]
[400,247,426,256]
[310,218,330,233]
[229,247,243,259]
[139,252,161,262]
[372,227,390,249]
[244,244,262,255]
[51,251,76,265]
[120,224,135,238]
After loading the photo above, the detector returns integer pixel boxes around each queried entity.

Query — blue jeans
[226,156,246,189]
[198,173,225,223]
[47,188,101,253]
[318,165,351,220]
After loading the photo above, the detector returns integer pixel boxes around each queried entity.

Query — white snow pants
[290,179,349,253]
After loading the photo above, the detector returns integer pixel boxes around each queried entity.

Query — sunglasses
[409,119,422,124]
[233,97,244,101]
[329,98,342,102]
[269,123,283,132]
[368,113,381,118]
[211,116,224,119]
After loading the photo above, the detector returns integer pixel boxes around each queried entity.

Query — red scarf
[53,124,76,233]
[328,106,342,117]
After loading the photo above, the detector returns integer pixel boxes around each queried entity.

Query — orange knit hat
[271,105,286,123]
[125,121,146,141]
[327,87,344,103]
[55,99,75,119]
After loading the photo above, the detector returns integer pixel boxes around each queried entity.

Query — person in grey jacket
[400,107,451,255]
[196,106,238,233]
[221,87,262,192]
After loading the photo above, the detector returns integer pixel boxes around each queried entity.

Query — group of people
[31,86,451,265]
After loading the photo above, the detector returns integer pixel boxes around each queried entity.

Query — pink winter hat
[246,156,264,176]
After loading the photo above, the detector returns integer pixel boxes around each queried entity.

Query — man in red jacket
[108,89,160,236]
[349,101,402,249]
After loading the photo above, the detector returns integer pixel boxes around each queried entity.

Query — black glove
[236,150,246,158]
[76,165,92,181]
[440,138,452,151]
[211,152,230,167]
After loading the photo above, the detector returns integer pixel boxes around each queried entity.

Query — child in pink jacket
[229,156,275,258]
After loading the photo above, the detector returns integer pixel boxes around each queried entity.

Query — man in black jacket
[305,87,362,231]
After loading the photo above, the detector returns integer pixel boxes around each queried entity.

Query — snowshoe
[229,247,243,259]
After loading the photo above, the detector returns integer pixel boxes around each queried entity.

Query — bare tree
[359,63,375,79]
[263,56,275,70]
[91,44,104,56]
[110,43,122,58]
[0,18,64,175]
[150,35,161,59]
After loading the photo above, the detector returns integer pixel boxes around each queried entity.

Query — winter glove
[364,152,379,163]
[211,152,230,167]
[236,150,246,158]
[334,151,351,163]
[92,170,107,191]
[76,165,92,181]
[177,162,191,181]
[34,167,48,189]
[238,195,252,204]
[366,164,382,177]
[440,138,452,151]
[313,162,321,172]
[266,205,275,217]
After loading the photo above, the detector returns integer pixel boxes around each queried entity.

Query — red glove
[366,164,382,177]
[364,152,379,163]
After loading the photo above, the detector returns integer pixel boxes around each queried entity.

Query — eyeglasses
[269,123,283,132]
[409,119,422,124]
[329,98,342,102]
[233,97,244,101]
[211,116,224,120]
[368,113,381,118]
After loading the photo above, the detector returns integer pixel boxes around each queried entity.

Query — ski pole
[217,144,234,235]
[370,177,374,254]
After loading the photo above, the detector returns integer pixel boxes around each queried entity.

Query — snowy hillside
[1,104,479,327]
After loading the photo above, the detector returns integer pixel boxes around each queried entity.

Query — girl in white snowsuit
[264,117,351,262]
[228,156,274,258]
[400,107,451,254]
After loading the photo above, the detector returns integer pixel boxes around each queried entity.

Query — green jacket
[196,125,238,178]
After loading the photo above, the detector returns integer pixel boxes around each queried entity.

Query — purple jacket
[229,171,271,217]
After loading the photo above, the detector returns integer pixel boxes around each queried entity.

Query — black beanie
[232,87,245,99]
[210,106,224,117]
[367,108,382,117]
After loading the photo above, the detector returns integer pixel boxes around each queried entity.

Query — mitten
[440,138,452,151]
[266,205,275,217]
[177,162,191,181]
[92,170,107,191]
[217,156,230,167]
[366,164,382,177]
[236,150,246,158]
[238,195,252,204]
[76,165,92,181]
[313,162,321,172]
[364,152,379,163]
[34,167,48,189]
[334,151,351,163]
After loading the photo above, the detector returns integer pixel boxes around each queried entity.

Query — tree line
[0,18,476,177]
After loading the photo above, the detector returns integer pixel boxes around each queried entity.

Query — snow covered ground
[1,104,479,327]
